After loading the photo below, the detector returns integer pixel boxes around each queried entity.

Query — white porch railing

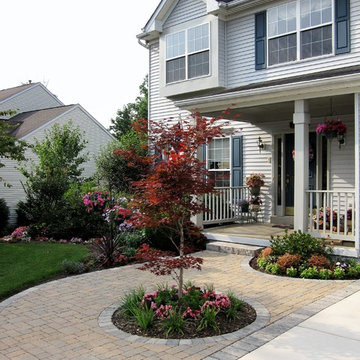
[203,186,253,225]
[307,190,356,241]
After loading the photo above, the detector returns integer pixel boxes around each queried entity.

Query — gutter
[174,72,360,111]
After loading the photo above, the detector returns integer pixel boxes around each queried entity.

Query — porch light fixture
[337,133,345,148]
[257,136,264,153]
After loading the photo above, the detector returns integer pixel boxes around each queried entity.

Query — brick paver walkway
[0,250,357,360]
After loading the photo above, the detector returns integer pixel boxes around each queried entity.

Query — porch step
[206,241,263,257]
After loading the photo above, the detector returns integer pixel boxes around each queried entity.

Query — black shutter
[255,11,267,70]
[232,136,243,186]
[335,0,350,54]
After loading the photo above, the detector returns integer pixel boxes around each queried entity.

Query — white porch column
[354,94,360,257]
[293,100,310,231]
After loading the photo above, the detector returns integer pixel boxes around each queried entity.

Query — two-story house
[138,0,359,257]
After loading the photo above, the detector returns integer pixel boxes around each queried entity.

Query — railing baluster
[309,192,313,231]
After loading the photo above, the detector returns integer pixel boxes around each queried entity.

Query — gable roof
[9,105,75,139]
[0,83,35,103]
[139,0,208,40]
[0,82,64,109]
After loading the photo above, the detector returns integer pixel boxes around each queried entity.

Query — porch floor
[204,223,292,240]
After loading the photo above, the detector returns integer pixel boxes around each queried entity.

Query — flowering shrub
[246,173,265,187]
[11,226,31,242]
[83,191,111,212]
[316,118,347,138]
[255,231,360,280]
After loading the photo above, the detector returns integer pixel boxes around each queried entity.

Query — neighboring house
[138,0,359,257]
[0,83,114,223]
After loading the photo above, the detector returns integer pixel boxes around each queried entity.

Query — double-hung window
[300,0,332,59]
[207,138,230,187]
[268,2,297,66]
[166,23,210,84]
[266,0,334,66]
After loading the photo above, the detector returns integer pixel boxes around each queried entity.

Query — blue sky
[1,0,160,128]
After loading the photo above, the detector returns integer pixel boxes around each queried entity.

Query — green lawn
[0,242,89,301]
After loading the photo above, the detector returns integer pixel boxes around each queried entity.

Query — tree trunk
[178,218,185,299]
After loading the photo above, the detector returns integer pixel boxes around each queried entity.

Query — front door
[277,133,317,216]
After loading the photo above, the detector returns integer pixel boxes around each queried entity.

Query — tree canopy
[109,75,148,139]
[0,110,28,184]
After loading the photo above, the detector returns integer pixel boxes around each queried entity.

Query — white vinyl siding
[150,41,273,222]
[226,0,360,88]
[149,41,189,124]
[163,0,207,29]
[328,114,355,190]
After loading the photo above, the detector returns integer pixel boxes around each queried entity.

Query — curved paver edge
[98,295,270,346]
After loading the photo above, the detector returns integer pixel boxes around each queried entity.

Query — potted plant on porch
[246,173,265,196]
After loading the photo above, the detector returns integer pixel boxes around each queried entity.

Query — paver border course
[98,295,270,346]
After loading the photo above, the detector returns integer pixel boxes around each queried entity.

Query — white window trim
[206,136,232,187]
[165,23,211,84]
[267,0,335,68]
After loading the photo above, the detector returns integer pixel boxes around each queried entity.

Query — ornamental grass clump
[113,283,255,339]
[255,231,360,280]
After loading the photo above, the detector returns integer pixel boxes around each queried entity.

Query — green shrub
[181,286,203,310]
[0,198,9,236]
[226,291,243,320]
[265,263,281,275]
[270,230,330,259]
[61,259,85,275]
[257,257,269,270]
[121,247,137,258]
[121,287,145,317]
[346,266,360,278]
[197,306,220,332]
[333,267,345,280]
[145,221,207,253]
[155,285,178,307]
[133,305,154,329]
[319,268,333,280]
[300,266,319,279]
[161,308,184,337]
[116,230,146,249]
[286,267,298,277]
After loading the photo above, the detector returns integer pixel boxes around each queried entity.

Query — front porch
[203,222,357,258]
[190,93,360,258]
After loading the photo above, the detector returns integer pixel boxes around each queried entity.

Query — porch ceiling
[202,94,354,124]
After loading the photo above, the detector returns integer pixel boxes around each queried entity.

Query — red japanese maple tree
[122,112,229,297]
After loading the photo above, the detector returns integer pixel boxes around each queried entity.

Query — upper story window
[267,0,333,66]
[165,23,210,84]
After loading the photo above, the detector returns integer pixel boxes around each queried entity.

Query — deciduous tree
[124,113,227,297]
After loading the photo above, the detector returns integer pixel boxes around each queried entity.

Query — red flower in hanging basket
[316,118,347,139]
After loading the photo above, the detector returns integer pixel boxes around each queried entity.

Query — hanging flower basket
[316,118,347,140]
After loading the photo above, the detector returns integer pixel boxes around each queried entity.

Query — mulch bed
[112,302,256,339]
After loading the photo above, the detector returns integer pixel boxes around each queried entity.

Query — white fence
[203,186,254,225]
[307,190,356,241]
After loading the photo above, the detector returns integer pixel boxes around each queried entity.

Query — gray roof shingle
[9,105,75,139]
[0,83,35,103]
